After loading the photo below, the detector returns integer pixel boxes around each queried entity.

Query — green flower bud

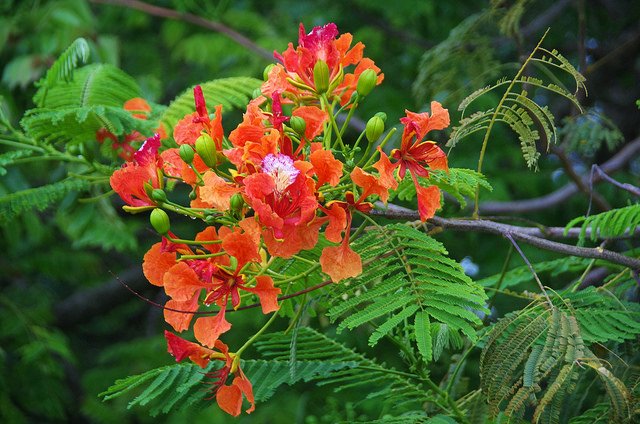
[195,134,217,168]
[365,116,385,143]
[374,112,387,122]
[229,255,238,271]
[150,208,170,235]
[289,116,307,136]
[143,182,155,199]
[150,189,167,203]
[313,60,330,94]
[263,63,275,81]
[179,144,194,164]
[356,69,378,97]
[229,193,244,212]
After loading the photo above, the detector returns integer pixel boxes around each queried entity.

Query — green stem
[472,29,549,218]
[179,251,227,260]
[165,236,222,245]
[359,127,397,169]
[235,310,280,357]
[0,138,46,152]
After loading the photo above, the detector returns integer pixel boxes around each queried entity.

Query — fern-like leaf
[0,149,35,176]
[564,204,640,245]
[328,224,488,360]
[35,38,90,107]
[0,178,91,225]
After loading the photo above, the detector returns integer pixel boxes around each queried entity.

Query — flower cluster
[110,22,449,416]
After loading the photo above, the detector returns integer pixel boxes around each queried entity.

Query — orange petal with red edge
[320,243,362,282]
[200,171,240,212]
[310,149,343,187]
[216,384,243,416]
[416,184,441,221]
[164,295,199,332]
[142,242,177,286]
[163,262,209,301]
[351,166,389,203]
[323,203,347,243]
[243,276,281,313]
[164,330,214,368]
[193,309,232,347]
[373,150,398,190]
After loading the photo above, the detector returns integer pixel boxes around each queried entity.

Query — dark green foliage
[481,298,635,422]
[328,224,488,360]
[256,327,432,412]
[559,109,624,157]
[0,178,91,225]
[449,38,585,170]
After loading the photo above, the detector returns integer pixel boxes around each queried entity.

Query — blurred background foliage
[1,0,639,422]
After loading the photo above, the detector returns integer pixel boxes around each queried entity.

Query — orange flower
[173,86,223,149]
[164,331,255,416]
[243,154,319,256]
[109,134,162,207]
[374,102,450,221]
[273,23,383,105]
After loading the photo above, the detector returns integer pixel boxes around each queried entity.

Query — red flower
[164,331,255,416]
[110,134,162,207]
[375,102,450,221]
[272,23,383,104]
[173,86,223,150]
[243,154,319,257]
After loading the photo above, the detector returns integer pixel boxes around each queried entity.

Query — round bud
[195,134,217,168]
[356,69,378,97]
[229,193,244,212]
[263,63,275,81]
[289,116,307,136]
[150,189,167,203]
[179,144,194,164]
[313,60,330,94]
[374,112,387,122]
[150,208,170,235]
[365,116,385,143]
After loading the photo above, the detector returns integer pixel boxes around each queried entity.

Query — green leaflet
[255,327,431,412]
[480,300,633,422]
[564,204,640,245]
[449,36,585,170]
[0,178,91,225]
[328,224,488,360]
[100,357,356,416]
[390,168,492,209]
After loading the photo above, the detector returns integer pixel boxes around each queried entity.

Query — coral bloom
[164,331,255,416]
[375,102,450,221]
[243,154,319,257]
[109,134,162,207]
[272,23,383,104]
[173,85,223,149]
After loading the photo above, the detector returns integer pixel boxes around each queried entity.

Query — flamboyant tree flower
[165,331,255,416]
[173,86,224,149]
[109,133,163,207]
[375,101,450,221]
[96,98,166,161]
[243,153,319,257]
[271,23,383,105]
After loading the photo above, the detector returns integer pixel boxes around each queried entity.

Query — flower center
[262,154,299,195]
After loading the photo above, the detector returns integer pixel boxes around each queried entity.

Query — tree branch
[372,203,640,270]
[478,135,640,214]
[89,0,273,61]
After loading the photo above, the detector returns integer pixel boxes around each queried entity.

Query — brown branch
[372,203,640,270]
[54,266,147,327]
[479,135,640,214]
[89,0,273,61]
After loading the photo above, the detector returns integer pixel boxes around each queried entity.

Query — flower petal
[320,242,362,282]
[243,276,281,313]
[193,309,232,347]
